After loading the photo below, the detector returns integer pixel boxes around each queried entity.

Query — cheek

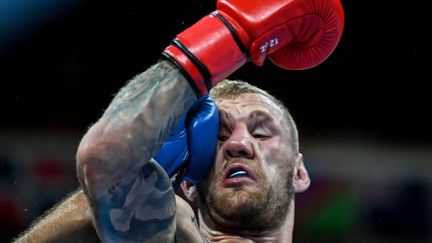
[217,140,223,150]
[258,138,295,179]
[207,149,225,182]
[267,161,295,193]
[197,165,217,198]
[258,139,287,164]
[214,146,225,168]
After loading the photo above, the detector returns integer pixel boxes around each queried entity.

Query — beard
[197,159,295,234]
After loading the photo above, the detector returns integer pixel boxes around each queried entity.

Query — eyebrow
[248,110,275,123]
[218,109,275,124]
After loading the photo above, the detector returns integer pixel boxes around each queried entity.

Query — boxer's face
[197,93,296,232]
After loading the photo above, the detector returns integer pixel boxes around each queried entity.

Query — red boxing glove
[162,0,344,96]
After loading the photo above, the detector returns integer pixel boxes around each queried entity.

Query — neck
[198,200,295,243]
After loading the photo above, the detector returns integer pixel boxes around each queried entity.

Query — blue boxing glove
[152,116,189,185]
[183,95,219,184]
[153,95,219,189]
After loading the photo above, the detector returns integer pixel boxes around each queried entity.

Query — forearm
[76,60,196,242]
[13,189,100,243]
[77,60,196,188]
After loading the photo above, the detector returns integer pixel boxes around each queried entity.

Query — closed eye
[218,126,230,142]
[251,126,272,140]
[218,134,229,142]
[253,133,271,139]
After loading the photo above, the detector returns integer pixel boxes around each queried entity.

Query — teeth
[229,170,248,178]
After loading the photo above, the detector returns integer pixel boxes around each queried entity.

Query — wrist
[162,11,251,96]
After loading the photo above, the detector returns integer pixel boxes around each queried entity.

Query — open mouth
[227,168,249,179]
[222,163,257,187]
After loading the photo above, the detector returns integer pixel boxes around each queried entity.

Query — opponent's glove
[153,95,219,189]
[162,0,344,97]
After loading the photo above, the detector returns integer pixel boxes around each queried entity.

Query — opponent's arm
[13,93,217,242]
[76,60,197,242]
[12,188,99,243]
[12,189,204,243]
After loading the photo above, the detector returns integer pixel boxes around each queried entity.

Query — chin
[212,185,268,219]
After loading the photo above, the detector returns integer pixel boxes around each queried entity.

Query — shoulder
[175,195,208,243]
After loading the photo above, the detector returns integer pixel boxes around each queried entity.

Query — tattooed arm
[76,60,198,242]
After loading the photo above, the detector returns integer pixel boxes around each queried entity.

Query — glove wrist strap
[162,12,250,96]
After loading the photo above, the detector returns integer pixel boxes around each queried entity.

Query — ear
[293,153,310,193]
[180,181,198,202]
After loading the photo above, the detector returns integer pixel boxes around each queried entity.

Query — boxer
[15,0,344,241]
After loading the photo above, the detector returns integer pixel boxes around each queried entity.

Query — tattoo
[191,215,197,226]
[84,61,197,242]
[104,61,193,118]
[100,60,196,166]
[98,162,176,241]
[192,215,209,243]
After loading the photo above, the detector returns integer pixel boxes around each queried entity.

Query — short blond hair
[210,79,299,153]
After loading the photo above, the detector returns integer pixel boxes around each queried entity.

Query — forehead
[215,93,284,120]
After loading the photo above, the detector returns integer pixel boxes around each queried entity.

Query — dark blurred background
[0,0,430,242]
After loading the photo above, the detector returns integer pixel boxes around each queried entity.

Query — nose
[223,124,254,159]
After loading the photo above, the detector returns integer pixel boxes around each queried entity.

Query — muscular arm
[76,60,197,242]
[13,189,204,243]
[12,188,100,243]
